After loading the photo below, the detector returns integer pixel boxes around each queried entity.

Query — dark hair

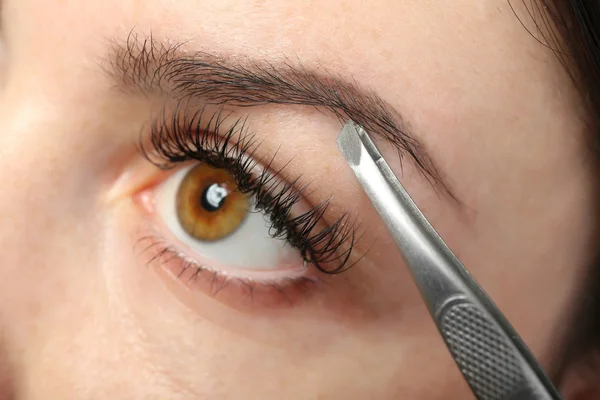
[537,0,600,376]
[550,2,600,132]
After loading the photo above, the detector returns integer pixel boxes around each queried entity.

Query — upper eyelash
[140,105,358,274]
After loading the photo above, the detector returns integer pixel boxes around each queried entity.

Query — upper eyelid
[103,31,457,202]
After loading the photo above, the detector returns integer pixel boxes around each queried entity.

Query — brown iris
[176,164,250,241]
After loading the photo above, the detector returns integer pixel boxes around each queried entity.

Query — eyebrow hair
[105,32,454,197]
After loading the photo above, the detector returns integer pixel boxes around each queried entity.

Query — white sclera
[154,165,302,271]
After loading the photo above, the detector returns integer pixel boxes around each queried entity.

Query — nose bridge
[0,92,99,243]
[0,82,110,398]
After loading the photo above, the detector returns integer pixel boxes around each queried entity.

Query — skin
[0,0,598,399]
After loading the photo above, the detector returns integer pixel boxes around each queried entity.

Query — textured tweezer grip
[440,301,540,400]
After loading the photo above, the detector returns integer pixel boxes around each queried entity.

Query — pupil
[201,183,228,212]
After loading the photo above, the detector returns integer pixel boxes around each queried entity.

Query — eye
[135,110,358,308]
[176,163,248,242]
[154,162,305,276]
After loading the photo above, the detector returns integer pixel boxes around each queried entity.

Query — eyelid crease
[104,30,458,202]
[140,103,361,274]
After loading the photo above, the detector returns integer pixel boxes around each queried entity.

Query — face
[0,0,596,398]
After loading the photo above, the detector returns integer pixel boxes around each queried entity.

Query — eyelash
[140,106,358,278]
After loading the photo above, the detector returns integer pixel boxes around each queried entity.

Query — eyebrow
[105,32,453,198]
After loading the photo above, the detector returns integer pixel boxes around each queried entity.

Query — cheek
[109,199,467,399]
[0,186,134,396]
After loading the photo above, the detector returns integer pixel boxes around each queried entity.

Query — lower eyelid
[134,184,329,309]
[136,233,327,311]
[131,192,370,318]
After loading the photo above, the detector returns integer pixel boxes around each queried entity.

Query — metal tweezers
[336,121,563,400]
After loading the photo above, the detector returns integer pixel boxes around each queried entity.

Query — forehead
[10,0,563,88]
[9,0,573,131]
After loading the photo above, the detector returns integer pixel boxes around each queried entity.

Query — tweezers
[336,120,563,400]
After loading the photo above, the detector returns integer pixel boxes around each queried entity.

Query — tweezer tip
[337,120,364,167]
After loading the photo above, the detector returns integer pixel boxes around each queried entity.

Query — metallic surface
[336,121,562,400]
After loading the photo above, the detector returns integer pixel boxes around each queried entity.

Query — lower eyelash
[137,234,327,308]
[141,105,359,273]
